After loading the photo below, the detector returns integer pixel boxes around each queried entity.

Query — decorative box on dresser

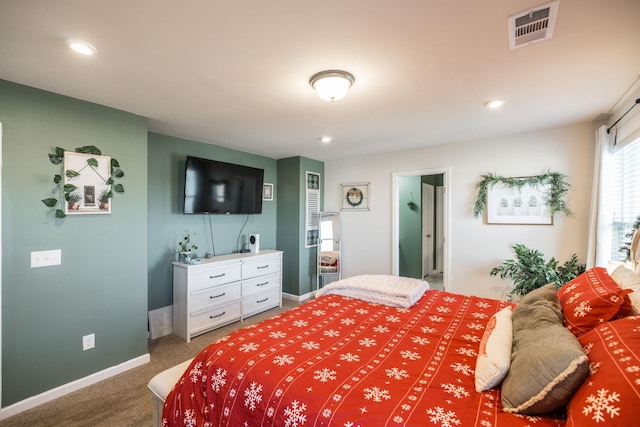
[173,249,283,342]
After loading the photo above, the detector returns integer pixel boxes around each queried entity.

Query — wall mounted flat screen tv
[183,156,264,214]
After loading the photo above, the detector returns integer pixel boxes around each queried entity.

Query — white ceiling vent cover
[508,0,559,49]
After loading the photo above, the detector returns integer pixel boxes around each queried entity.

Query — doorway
[392,168,449,291]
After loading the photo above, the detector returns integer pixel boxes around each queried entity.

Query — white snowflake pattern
[456,347,477,357]
[467,322,484,330]
[322,408,332,418]
[359,337,377,347]
[183,408,197,427]
[441,383,470,399]
[239,342,260,353]
[244,382,263,410]
[436,306,451,313]
[269,331,287,339]
[293,320,308,327]
[582,388,621,423]
[283,400,308,427]
[312,309,326,316]
[444,296,458,303]
[422,326,438,334]
[462,334,480,343]
[373,325,390,333]
[429,315,445,323]
[400,350,421,360]
[567,291,583,304]
[324,329,340,337]
[476,301,490,309]
[341,317,356,325]
[210,367,228,392]
[301,341,320,350]
[314,367,337,382]
[563,282,579,293]
[340,352,360,362]
[574,301,592,318]
[386,367,410,380]
[412,336,430,345]
[273,354,295,366]
[189,362,203,383]
[471,312,488,319]
[449,363,474,376]
[386,315,401,323]
[364,386,391,402]
[426,406,461,427]
[355,308,369,314]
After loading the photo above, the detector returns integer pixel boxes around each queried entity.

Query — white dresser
[173,250,283,342]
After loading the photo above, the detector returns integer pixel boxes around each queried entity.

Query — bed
[161,268,640,426]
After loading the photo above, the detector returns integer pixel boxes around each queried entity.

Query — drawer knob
[256,281,268,287]
[210,292,226,299]
[257,297,269,303]
[210,311,226,319]
[210,273,226,279]
[257,265,269,269]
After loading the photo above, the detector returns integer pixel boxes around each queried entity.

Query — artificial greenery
[177,233,198,253]
[41,145,124,218]
[473,171,571,218]
[490,243,585,297]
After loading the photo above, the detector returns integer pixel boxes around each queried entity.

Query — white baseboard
[0,353,150,420]
[282,291,315,302]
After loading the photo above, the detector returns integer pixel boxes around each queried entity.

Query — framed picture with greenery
[63,152,112,215]
[486,179,552,224]
[341,182,370,211]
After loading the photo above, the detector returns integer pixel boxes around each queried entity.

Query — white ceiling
[1,0,639,161]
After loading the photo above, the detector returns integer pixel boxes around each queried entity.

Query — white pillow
[610,265,640,314]
[474,306,513,392]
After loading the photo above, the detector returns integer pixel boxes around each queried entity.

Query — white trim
[392,167,451,291]
[0,122,3,412]
[282,291,314,302]
[0,353,150,420]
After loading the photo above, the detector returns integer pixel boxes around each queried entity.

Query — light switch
[31,249,62,268]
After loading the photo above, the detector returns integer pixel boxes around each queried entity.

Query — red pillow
[566,316,640,426]
[558,267,633,337]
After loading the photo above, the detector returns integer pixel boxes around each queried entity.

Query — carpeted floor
[0,299,300,427]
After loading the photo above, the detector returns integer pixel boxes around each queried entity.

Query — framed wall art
[341,182,370,211]
[263,183,274,201]
[63,151,112,215]
[486,180,553,225]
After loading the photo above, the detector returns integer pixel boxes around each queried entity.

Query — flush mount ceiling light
[66,39,97,56]
[320,136,333,144]
[484,99,505,109]
[309,70,355,102]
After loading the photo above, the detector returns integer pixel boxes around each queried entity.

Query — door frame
[392,167,450,289]
[421,183,435,278]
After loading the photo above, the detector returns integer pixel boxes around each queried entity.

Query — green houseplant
[490,244,585,298]
[177,233,198,263]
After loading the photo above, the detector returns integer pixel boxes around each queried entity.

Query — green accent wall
[398,175,422,278]
[276,156,324,296]
[147,133,278,310]
[0,80,148,406]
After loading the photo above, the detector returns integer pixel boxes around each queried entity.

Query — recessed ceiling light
[484,99,505,109]
[66,39,97,56]
[320,136,333,144]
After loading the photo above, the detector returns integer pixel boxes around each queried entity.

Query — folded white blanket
[316,274,430,308]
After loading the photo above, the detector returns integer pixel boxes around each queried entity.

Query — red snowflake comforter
[163,290,565,426]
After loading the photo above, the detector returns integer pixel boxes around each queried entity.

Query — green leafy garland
[473,171,571,218]
[41,145,125,218]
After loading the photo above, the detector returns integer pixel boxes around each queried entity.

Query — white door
[435,186,444,273]
[422,183,434,278]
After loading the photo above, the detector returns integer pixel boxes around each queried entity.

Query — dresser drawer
[189,262,242,291]
[190,301,241,335]
[190,282,241,310]
[242,255,281,279]
[242,288,280,319]
[243,272,280,297]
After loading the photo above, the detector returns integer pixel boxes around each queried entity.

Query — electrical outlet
[82,333,95,351]
[31,249,62,268]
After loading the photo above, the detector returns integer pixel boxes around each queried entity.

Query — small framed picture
[486,179,553,225]
[263,183,274,201]
[341,182,370,211]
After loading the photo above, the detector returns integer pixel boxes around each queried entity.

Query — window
[610,137,640,261]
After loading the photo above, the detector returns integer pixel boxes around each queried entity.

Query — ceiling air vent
[508,0,559,49]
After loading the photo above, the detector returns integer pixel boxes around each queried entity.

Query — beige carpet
[0,300,300,427]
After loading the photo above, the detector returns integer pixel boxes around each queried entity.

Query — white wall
[324,122,597,299]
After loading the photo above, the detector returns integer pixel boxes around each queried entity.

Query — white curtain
[586,125,614,268]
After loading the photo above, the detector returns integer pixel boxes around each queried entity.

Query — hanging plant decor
[473,171,571,219]
[41,145,125,218]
